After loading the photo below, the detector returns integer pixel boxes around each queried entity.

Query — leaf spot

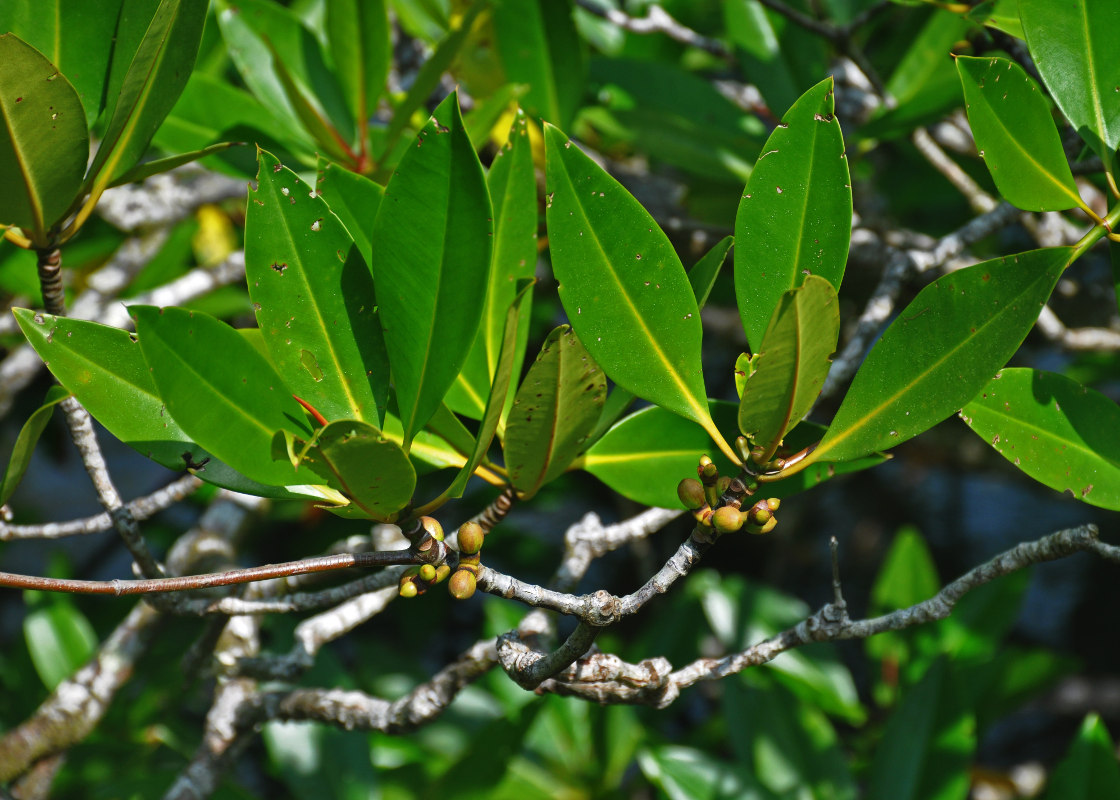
[311,219,322,232]
[271,262,287,273]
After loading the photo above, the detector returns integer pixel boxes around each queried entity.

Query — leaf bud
[418,516,444,541]
[677,478,706,510]
[711,505,746,534]
[457,521,485,554]
[418,563,437,582]
[448,568,477,600]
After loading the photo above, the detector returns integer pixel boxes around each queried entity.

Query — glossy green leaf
[326,0,390,132]
[545,125,731,458]
[247,149,389,427]
[1,0,118,126]
[13,309,303,498]
[957,56,1084,212]
[382,412,468,474]
[108,142,242,189]
[0,385,69,506]
[24,599,97,691]
[1020,0,1120,166]
[492,0,584,128]
[960,368,1120,509]
[370,92,493,448]
[505,326,606,498]
[442,279,533,500]
[216,0,353,146]
[1041,714,1120,800]
[638,745,766,800]
[966,0,1025,39]
[739,275,839,462]
[804,248,1070,467]
[305,420,414,520]
[734,77,851,352]
[130,305,320,489]
[865,659,975,800]
[688,235,733,311]
[266,40,352,165]
[424,403,477,461]
[315,158,383,270]
[447,109,537,422]
[582,403,878,508]
[0,34,89,240]
[84,0,207,197]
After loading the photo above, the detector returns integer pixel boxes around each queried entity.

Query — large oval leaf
[370,91,493,448]
[446,109,537,421]
[83,0,207,202]
[956,56,1084,212]
[306,420,414,520]
[13,309,306,498]
[739,275,839,463]
[734,78,850,351]
[960,368,1120,509]
[0,34,89,241]
[130,305,321,489]
[1020,0,1120,165]
[505,325,606,498]
[545,125,732,459]
[582,404,879,508]
[247,149,389,427]
[803,248,1070,467]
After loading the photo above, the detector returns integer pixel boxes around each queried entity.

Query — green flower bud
[711,505,746,533]
[398,581,419,599]
[747,499,773,527]
[697,455,719,484]
[676,478,706,510]
[435,564,451,583]
[449,568,477,600]
[418,563,437,582]
[748,516,778,535]
[458,521,485,554]
[735,435,752,463]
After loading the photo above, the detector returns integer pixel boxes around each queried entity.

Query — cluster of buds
[449,521,485,600]
[677,454,779,536]
[399,517,450,597]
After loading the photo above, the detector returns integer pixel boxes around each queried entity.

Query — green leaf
[492,0,584,128]
[739,275,839,462]
[84,0,207,199]
[1020,0,1120,167]
[804,248,1070,467]
[505,326,606,498]
[315,157,384,270]
[216,0,353,147]
[442,279,533,500]
[1,0,118,126]
[265,39,353,165]
[545,125,732,460]
[638,745,769,800]
[688,235,733,311]
[734,77,851,352]
[370,91,493,448]
[447,109,537,422]
[304,420,414,520]
[12,309,304,498]
[24,599,97,691]
[247,149,389,427]
[865,659,975,800]
[956,56,1084,212]
[960,368,1120,509]
[1041,714,1120,800]
[130,305,321,489]
[0,34,89,241]
[326,0,391,134]
[0,385,69,506]
[108,142,242,189]
[966,0,1025,39]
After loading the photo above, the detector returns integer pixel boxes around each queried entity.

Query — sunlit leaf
[315,156,384,269]
[960,368,1120,509]
[305,420,414,520]
[957,56,1084,212]
[24,599,97,691]
[734,77,851,351]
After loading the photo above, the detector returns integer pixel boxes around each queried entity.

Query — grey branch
[1,474,202,541]
[573,0,729,57]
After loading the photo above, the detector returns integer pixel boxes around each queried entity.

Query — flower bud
[676,478,706,510]
[697,455,719,484]
[449,568,477,600]
[711,505,746,533]
[747,499,773,527]
[435,564,451,583]
[419,516,444,541]
[418,563,437,582]
[735,435,752,463]
[398,581,419,599]
[748,516,778,535]
[457,521,485,554]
